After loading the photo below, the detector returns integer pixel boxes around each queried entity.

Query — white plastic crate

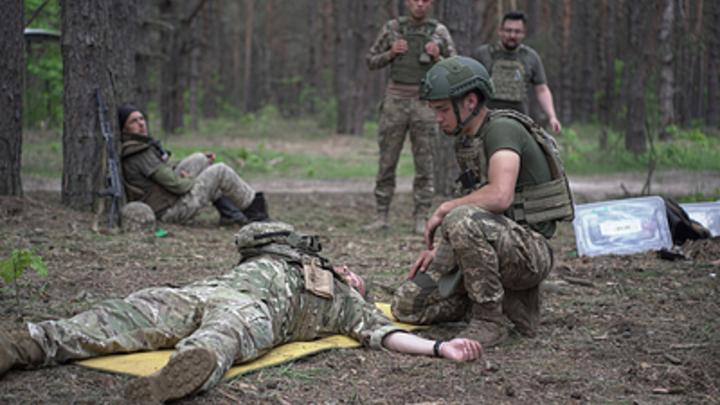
[680,201,720,237]
[573,196,672,257]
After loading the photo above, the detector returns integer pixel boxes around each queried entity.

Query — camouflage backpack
[234,221,339,299]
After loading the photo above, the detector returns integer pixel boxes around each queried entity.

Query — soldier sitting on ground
[0,221,482,403]
[118,104,268,227]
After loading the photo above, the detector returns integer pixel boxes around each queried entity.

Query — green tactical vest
[453,109,574,225]
[487,43,528,102]
[390,17,438,85]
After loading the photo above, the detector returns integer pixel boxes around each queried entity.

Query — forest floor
[2,133,719,404]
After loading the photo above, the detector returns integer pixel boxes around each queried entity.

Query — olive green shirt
[480,115,556,238]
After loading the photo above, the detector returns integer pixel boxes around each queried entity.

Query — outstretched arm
[382,331,482,362]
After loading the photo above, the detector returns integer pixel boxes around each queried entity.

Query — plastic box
[573,196,672,257]
[680,201,720,237]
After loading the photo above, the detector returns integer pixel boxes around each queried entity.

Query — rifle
[96,88,122,229]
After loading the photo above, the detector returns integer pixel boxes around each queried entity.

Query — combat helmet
[419,56,495,135]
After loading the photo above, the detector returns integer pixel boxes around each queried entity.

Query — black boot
[243,192,270,222]
[213,196,249,227]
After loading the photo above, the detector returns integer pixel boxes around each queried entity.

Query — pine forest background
[2,0,719,208]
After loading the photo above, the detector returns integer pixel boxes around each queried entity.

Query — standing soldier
[472,11,562,135]
[365,0,457,235]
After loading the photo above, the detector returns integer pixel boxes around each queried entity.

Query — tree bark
[433,0,474,196]
[558,0,572,124]
[61,0,135,211]
[599,0,616,149]
[0,0,24,196]
[200,0,219,119]
[707,0,720,127]
[134,0,157,114]
[242,0,255,113]
[624,0,655,153]
[333,0,373,135]
[658,0,675,140]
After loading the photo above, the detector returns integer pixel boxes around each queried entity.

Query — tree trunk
[0,0,24,196]
[578,0,594,123]
[526,0,541,40]
[625,0,655,153]
[61,0,135,211]
[559,0,572,124]
[200,0,219,119]
[599,0,617,149]
[707,0,720,128]
[242,0,255,113]
[134,0,157,114]
[188,45,200,131]
[433,0,474,196]
[658,0,675,140]
[160,0,185,134]
[333,0,373,135]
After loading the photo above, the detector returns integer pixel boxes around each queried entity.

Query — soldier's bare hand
[203,151,216,164]
[407,248,436,280]
[424,42,440,61]
[180,170,192,178]
[440,338,483,362]
[391,40,408,58]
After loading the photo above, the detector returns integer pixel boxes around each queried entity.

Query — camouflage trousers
[28,258,400,393]
[373,96,437,218]
[161,153,255,224]
[391,205,553,324]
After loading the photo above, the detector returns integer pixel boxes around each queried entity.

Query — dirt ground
[1,177,719,405]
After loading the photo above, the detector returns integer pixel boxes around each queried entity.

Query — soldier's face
[405,0,434,23]
[429,99,461,135]
[499,19,526,51]
[123,111,147,136]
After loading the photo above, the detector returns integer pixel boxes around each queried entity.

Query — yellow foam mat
[74,303,425,380]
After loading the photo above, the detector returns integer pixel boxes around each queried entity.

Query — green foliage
[1,249,48,285]
[24,0,63,129]
[559,123,720,176]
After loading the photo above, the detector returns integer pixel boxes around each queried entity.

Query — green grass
[21,112,720,183]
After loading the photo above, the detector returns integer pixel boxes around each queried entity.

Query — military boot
[243,192,270,223]
[0,325,45,376]
[125,347,217,403]
[213,196,249,227]
[503,285,541,337]
[362,211,390,232]
[456,302,510,348]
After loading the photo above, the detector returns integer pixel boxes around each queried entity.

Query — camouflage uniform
[121,130,257,225]
[391,205,553,324]
[366,18,456,223]
[161,153,255,224]
[391,115,556,334]
[28,254,401,392]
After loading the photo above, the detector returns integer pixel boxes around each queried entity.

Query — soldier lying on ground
[118,104,269,227]
[0,221,482,403]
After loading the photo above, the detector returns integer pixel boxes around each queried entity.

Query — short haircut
[452,88,486,109]
[502,11,527,26]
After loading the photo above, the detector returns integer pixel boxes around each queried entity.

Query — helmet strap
[444,99,482,136]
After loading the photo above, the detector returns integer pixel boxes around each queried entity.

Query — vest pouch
[301,256,334,299]
[508,177,574,224]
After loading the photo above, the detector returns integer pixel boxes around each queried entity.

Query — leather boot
[456,302,510,347]
[362,211,390,232]
[503,285,541,337]
[125,347,216,403]
[243,192,270,223]
[0,326,45,376]
[213,196,249,227]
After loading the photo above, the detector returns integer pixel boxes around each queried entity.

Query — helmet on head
[419,56,495,135]
[419,56,494,102]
